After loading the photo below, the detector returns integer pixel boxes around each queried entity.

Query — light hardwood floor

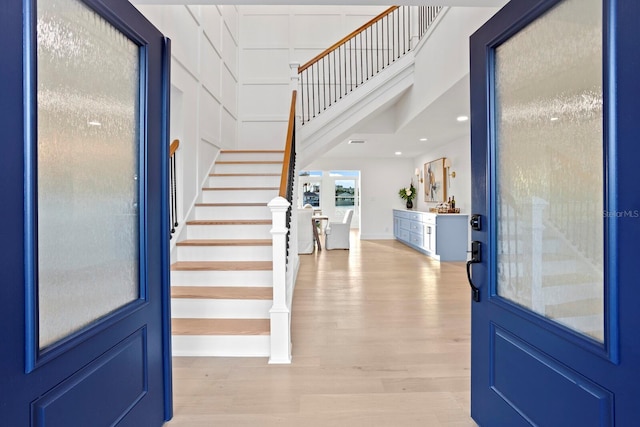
[166,234,477,426]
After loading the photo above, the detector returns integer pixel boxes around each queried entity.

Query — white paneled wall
[134,4,239,238]
[238,6,387,150]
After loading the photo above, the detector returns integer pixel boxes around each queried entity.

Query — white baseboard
[359,233,395,240]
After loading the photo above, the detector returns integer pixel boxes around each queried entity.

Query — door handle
[466,241,481,302]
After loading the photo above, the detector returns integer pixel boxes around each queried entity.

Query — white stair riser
[172,335,270,357]
[187,224,272,239]
[219,152,283,162]
[172,299,272,319]
[171,270,272,287]
[213,163,282,174]
[208,175,280,188]
[195,205,271,220]
[202,189,277,203]
[177,245,273,261]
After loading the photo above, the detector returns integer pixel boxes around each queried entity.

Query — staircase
[170,150,284,357]
[497,198,604,342]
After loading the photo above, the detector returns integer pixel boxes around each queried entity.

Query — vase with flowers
[399,183,417,209]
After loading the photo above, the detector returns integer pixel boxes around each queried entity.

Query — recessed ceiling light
[456,115,469,122]
[550,117,559,121]
[395,151,402,156]
[419,138,428,141]
[88,121,102,127]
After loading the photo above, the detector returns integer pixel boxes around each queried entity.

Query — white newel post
[289,61,300,91]
[530,197,548,314]
[289,61,301,122]
[268,196,292,364]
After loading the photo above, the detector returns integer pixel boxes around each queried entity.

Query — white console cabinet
[393,209,468,261]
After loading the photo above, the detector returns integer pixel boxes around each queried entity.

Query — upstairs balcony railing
[298,5,443,125]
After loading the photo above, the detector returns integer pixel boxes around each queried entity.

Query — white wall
[306,157,414,240]
[238,6,387,150]
[395,7,499,129]
[134,4,240,232]
[413,136,471,214]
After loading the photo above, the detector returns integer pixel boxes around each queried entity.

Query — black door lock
[470,214,482,231]
[466,241,481,302]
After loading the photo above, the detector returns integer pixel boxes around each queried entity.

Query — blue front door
[0,0,172,424]
[470,0,640,425]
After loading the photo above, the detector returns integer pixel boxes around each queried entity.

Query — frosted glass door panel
[37,0,140,348]
[494,0,604,341]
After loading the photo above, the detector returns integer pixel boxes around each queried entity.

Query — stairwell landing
[170,150,283,357]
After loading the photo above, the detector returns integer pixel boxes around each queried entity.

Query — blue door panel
[0,0,170,424]
[491,326,613,427]
[32,330,147,427]
[470,0,640,425]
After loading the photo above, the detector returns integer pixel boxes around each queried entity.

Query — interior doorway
[298,170,360,229]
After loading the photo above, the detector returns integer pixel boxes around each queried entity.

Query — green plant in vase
[399,183,417,209]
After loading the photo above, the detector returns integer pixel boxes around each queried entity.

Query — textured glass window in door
[494,0,604,341]
[37,0,140,348]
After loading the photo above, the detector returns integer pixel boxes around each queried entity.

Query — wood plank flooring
[166,234,476,426]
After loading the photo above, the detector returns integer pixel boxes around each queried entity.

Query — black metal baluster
[359,33,363,85]
[393,9,396,61]
[311,66,316,119]
[327,53,332,107]
[336,48,340,102]
[322,57,326,111]
[171,154,177,235]
[408,6,412,51]
[169,156,174,238]
[353,37,358,88]
[338,44,347,99]
[349,39,353,92]
[299,70,306,125]
[381,18,385,69]
[376,21,380,73]
[318,60,322,114]
[387,14,390,66]
[365,27,369,80]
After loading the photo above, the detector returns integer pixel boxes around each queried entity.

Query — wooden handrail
[169,139,180,157]
[298,6,399,73]
[279,91,297,199]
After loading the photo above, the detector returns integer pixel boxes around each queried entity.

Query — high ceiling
[323,75,471,159]
[130,1,507,159]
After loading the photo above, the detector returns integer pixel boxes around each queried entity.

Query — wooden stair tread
[171,261,273,271]
[186,219,271,225]
[177,239,272,246]
[202,187,279,191]
[172,318,270,336]
[210,173,280,177]
[172,286,272,300]
[195,202,267,207]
